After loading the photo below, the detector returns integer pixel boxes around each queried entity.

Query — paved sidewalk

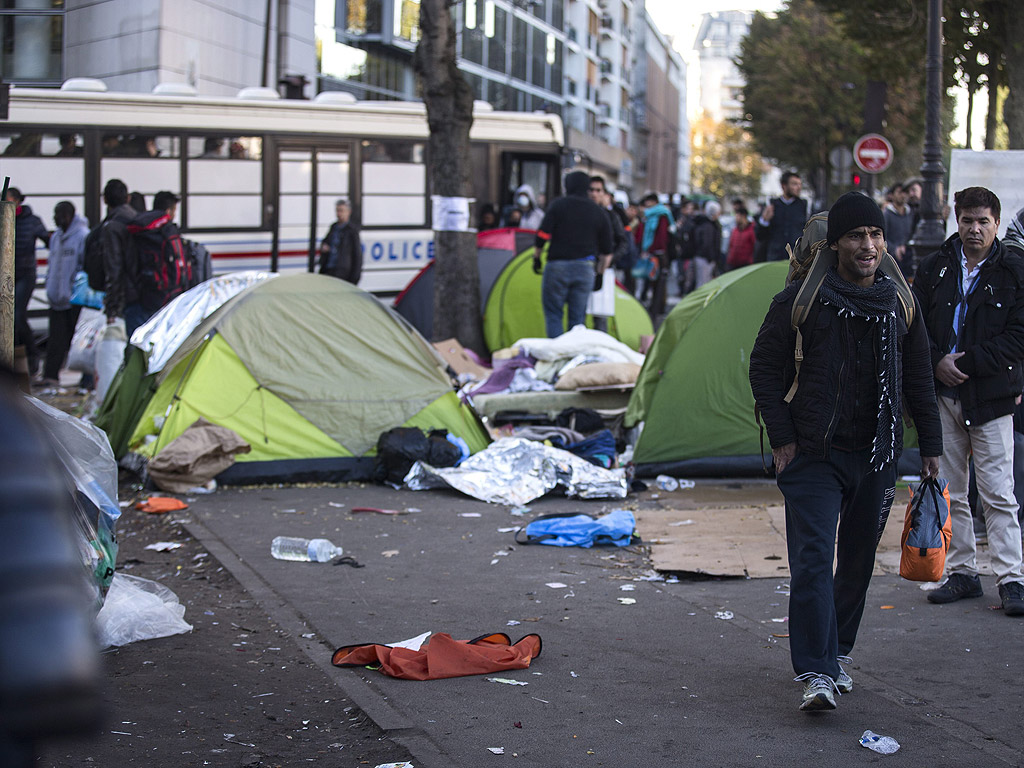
[184,480,1024,767]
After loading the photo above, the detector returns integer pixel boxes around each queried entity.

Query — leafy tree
[690,115,764,201]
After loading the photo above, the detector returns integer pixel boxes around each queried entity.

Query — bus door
[272,141,353,274]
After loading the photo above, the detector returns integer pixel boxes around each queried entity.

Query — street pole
[0,198,14,369]
[908,0,946,275]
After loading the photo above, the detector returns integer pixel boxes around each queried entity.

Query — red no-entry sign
[853,134,894,174]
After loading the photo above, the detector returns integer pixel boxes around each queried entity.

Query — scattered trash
[487,747,505,755]
[406,507,422,513]
[516,509,636,548]
[617,597,636,605]
[669,519,696,526]
[546,582,569,589]
[507,620,521,626]
[497,526,521,533]
[381,549,400,558]
[223,733,256,747]
[270,536,343,563]
[185,480,217,495]
[714,610,734,620]
[771,617,787,623]
[510,506,532,516]
[656,475,679,492]
[144,541,182,552]
[353,506,406,515]
[620,584,636,591]
[135,497,189,514]
[96,573,193,648]
[514,721,523,728]
[374,763,414,768]
[279,508,298,514]
[328,502,346,508]
[487,677,528,686]
[570,671,579,678]
[459,512,483,518]
[771,633,790,638]
[880,605,895,610]
[859,730,900,754]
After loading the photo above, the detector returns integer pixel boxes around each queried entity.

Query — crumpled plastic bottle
[656,474,679,492]
[859,730,900,754]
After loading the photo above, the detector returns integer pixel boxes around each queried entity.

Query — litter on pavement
[487,677,528,685]
[135,497,189,514]
[96,573,192,648]
[515,509,635,548]
[859,730,900,754]
[404,437,627,505]
[715,610,735,620]
[144,541,182,551]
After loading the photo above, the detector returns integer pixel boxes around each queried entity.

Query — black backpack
[128,212,192,311]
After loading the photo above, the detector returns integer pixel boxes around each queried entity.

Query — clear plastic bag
[96,573,193,648]
[25,396,120,598]
[66,308,105,374]
[94,318,127,404]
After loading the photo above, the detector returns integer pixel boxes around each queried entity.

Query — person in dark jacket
[692,200,722,288]
[750,191,941,712]
[587,176,629,331]
[913,186,1024,617]
[5,188,50,377]
[534,171,613,338]
[99,178,145,329]
[318,199,362,285]
[757,171,808,262]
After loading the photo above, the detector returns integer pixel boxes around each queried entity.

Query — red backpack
[128,211,192,312]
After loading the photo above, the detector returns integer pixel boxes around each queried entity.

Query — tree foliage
[690,116,764,201]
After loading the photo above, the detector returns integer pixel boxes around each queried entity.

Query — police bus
[3,79,563,296]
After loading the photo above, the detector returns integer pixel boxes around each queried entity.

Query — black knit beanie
[826,191,886,245]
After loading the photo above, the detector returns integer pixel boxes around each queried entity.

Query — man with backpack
[749,191,942,712]
[913,187,1024,618]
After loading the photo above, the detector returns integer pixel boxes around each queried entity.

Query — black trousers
[776,449,896,679]
[43,306,82,382]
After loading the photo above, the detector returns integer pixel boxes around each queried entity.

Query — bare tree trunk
[1004,11,1024,148]
[984,58,1000,150]
[413,0,485,353]
[964,72,974,148]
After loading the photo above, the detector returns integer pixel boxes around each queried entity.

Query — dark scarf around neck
[818,267,899,470]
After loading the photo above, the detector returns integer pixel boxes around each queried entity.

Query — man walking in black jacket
[750,191,942,712]
[757,171,808,262]
[534,171,612,338]
[913,186,1024,617]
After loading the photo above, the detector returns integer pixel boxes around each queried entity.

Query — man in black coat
[757,171,808,262]
[318,199,362,285]
[750,191,941,712]
[533,171,612,338]
[913,186,1024,617]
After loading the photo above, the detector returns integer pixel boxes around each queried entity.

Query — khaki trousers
[937,397,1024,585]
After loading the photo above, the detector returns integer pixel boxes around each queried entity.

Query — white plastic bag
[94,318,127,404]
[66,308,105,374]
[95,573,193,648]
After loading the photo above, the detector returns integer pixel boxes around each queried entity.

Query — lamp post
[908,0,946,274]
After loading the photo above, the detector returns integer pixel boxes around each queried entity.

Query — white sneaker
[836,655,853,694]
[794,672,838,711]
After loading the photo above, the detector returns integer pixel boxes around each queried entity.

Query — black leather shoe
[927,573,983,604]
[998,581,1024,617]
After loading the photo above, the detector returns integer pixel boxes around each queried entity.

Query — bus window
[187,135,264,229]
[315,150,351,231]
[101,133,180,158]
[2,132,86,157]
[102,134,182,210]
[361,140,426,226]
[505,156,552,207]
[0,132,86,231]
[187,135,262,160]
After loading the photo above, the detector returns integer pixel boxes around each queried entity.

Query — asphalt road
[139,480,1024,768]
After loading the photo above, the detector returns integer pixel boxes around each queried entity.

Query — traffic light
[851,173,862,187]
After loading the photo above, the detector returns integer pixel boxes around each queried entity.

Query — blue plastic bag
[70,270,104,310]
[515,509,636,548]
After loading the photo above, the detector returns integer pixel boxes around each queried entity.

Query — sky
[642,0,980,146]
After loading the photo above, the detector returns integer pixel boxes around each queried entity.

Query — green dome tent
[483,248,654,352]
[624,262,788,476]
[102,273,488,484]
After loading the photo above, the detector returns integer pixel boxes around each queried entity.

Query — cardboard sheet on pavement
[636,504,909,579]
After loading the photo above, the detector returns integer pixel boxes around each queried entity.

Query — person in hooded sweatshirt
[5,187,50,377]
[42,201,90,386]
[533,171,613,338]
[514,183,545,231]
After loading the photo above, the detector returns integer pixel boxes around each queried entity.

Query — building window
[0,1,64,85]
[530,26,545,88]
[393,0,420,42]
[486,5,506,70]
[511,17,527,81]
[463,3,484,63]
[344,0,383,35]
